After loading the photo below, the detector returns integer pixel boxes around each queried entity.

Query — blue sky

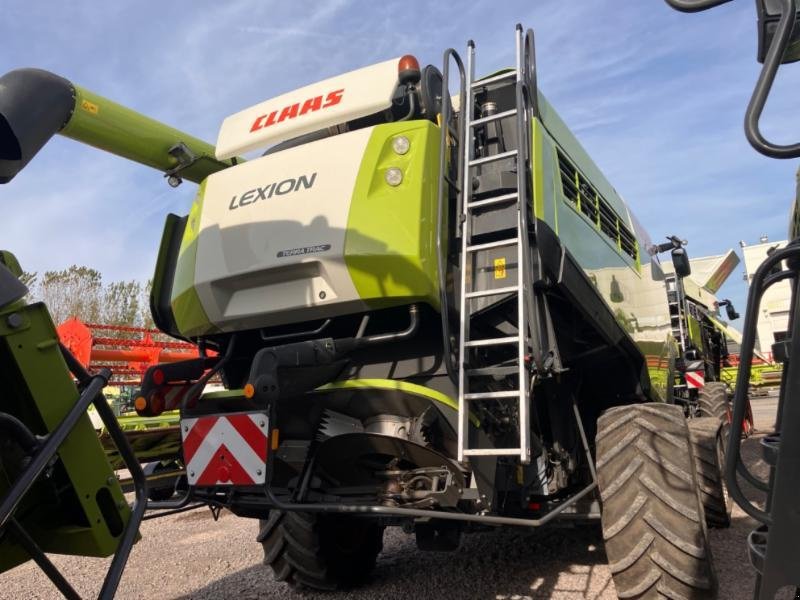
[2,1,799,326]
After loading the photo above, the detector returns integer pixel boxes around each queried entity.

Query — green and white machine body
[165,59,442,337]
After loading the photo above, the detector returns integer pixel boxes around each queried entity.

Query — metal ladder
[666,274,687,353]
[457,26,536,464]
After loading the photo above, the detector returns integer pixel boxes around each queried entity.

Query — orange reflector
[271,429,280,451]
[134,396,147,412]
[152,368,165,385]
[243,383,255,399]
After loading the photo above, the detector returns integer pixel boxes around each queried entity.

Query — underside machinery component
[596,403,716,599]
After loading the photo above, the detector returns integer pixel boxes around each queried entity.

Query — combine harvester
[0,23,736,598]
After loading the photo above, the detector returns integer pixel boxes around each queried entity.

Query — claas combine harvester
[0,23,739,598]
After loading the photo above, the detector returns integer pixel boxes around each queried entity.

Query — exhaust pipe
[0,68,239,184]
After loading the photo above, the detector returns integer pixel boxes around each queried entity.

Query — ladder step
[464,390,521,400]
[469,149,518,167]
[466,237,518,252]
[466,366,520,377]
[467,192,518,210]
[470,108,517,127]
[471,71,517,88]
[464,336,519,348]
[465,286,518,299]
[463,448,522,457]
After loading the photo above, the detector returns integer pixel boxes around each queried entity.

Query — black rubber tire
[689,417,732,528]
[596,403,716,599]
[696,382,730,424]
[258,511,384,590]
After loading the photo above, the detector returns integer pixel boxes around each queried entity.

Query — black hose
[0,413,39,454]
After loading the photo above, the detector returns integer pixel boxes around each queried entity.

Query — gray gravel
[0,398,777,600]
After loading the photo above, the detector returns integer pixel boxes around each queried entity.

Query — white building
[741,236,792,359]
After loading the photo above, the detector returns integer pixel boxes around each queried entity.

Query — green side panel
[533,120,557,231]
[171,181,218,337]
[0,300,132,572]
[344,121,441,310]
[61,85,239,184]
[687,314,703,349]
[317,378,479,425]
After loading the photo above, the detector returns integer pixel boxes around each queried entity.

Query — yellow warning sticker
[494,257,506,279]
[81,100,99,115]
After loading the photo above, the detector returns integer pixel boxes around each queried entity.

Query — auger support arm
[0,68,240,184]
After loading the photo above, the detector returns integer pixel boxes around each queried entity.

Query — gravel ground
[0,399,777,600]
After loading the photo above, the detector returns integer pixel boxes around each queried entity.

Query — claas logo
[250,89,345,132]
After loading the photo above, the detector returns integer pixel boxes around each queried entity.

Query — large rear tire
[697,382,730,425]
[258,511,384,590]
[596,403,716,599]
[689,417,732,528]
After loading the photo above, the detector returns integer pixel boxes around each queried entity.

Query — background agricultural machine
[652,235,755,434]
[665,0,800,598]
[0,17,746,600]
[56,317,210,499]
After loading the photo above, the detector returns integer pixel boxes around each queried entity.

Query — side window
[556,148,638,263]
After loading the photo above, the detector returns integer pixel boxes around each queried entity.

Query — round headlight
[385,167,403,186]
[392,136,410,155]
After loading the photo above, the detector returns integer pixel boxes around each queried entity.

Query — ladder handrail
[456,40,475,462]
[438,47,466,385]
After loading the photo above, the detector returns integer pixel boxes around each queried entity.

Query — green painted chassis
[0,284,133,573]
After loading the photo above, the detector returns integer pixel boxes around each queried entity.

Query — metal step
[469,149,517,167]
[466,237,518,253]
[467,192,518,210]
[465,286,518,299]
[471,71,516,88]
[464,390,521,400]
[471,108,517,127]
[466,365,520,377]
[463,448,522,457]
[464,336,519,348]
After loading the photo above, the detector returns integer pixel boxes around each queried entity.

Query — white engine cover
[215,57,401,159]
[195,127,374,331]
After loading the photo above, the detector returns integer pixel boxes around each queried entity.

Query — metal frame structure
[727,243,800,599]
[663,0,800,597]
[0,345,147,599]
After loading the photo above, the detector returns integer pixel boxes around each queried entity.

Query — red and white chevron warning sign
[181,412,269,486]
[685,370,705,389]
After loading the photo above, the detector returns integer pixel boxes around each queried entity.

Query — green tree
[19,271,37,289]
[139,279,155,329]
[101,280,142,326]
[38,266,103,324]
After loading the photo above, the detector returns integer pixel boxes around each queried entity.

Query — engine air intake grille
[556,148,638,262]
